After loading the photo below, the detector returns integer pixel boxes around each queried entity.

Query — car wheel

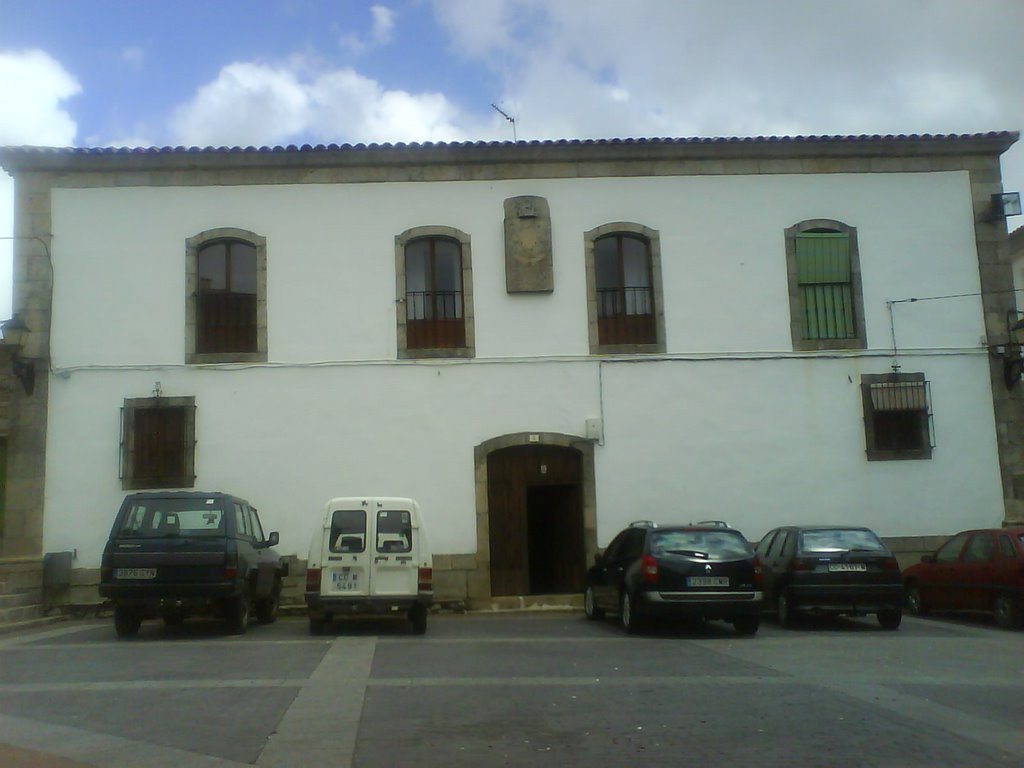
[906,584,928,616]
[114,606,141,638]
[225,595,250,635]
[584,585,605,620]
[620,591,643,634]
[993,594,1023,629]
[777,589,797,628]
[877,609,902,630]
[732,615,760,636]
[410,603,428,635]
[255,579,282,625]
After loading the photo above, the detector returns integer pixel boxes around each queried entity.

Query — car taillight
[418,567,433,593]
[883,557,901,572]
[305,567,321,594]
[752,556,763,587]
[224,551,238,580]
[791,557,815,572]
[641,554,659,584]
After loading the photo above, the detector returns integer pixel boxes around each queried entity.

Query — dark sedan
[584,522,763,635]
[902,527,1024,629]
[755,526,904,629]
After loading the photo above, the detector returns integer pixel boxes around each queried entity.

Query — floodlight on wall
[1,314,35,396]
[991,192,1022,219]
[993,310,1024,390]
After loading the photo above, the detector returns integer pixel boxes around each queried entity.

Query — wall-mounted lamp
[992,310,1024,390]
[1,314,36,396]
[991,192,1022,219]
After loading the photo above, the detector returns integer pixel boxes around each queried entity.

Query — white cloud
[0,49,80,323]
[121,47,144,67]
[171,60,475,147]
[370,5,396,44]
[431,0,1024,202]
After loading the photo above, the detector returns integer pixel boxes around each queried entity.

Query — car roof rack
[629,520,657,528]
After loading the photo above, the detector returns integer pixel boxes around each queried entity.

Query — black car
[99,491,287,637]
[584,522,763,635]
[755,525,904,629]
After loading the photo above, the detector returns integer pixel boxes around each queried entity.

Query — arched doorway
[478,435,595,597]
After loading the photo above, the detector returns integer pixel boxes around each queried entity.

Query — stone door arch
[472,432,597,599]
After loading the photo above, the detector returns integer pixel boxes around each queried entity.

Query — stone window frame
[860,372,933,462]
[395,225,475,359]
[583,222,666,355]
[785,218,866,351]
[186,227,268,364]
[120,396,197,490]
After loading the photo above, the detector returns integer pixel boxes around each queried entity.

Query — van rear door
[370,501,418,596]
[322,503,371,598]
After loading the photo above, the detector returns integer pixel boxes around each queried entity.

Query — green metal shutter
[796,233,854,339]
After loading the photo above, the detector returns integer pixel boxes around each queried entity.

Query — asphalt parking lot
[0,611,1022,767]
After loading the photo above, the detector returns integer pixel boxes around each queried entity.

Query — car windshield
[800,528,885,553]
[118,499,225,538]
[650,530,752,558]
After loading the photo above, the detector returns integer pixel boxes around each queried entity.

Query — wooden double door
[488,445,585,597]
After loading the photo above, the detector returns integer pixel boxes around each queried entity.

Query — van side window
[377,510,412,553]
[331,510,366,553]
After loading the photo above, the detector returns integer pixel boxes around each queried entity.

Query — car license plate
[686,576,730,587]
[828,563,867,572]
[332,569,360,592]
[115,568,156,579]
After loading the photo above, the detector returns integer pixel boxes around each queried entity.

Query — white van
[304,497,433,634]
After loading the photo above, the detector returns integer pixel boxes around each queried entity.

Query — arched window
[584,223,665,353]
[785,219,865,350]
[395,226,474,358]
[186,228,267,363]
[405,236,464,349]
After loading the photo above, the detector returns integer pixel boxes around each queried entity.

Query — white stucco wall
[41,170,1004,566]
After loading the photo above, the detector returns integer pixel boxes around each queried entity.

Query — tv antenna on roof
[491,103,517,142]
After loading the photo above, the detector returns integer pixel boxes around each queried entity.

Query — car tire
[993,593,1023,629]
[906,584,928,616]
[732,615,760,636]
[255,579,282,625]
[584,586,605,620]
[114,606,141,638]
[620,591,643,634]
[877,609,902,630]
[410,603,428,635]
[777,589,797,628]
[225,595,250,635]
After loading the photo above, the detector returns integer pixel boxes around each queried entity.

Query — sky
[1,0,1023,323]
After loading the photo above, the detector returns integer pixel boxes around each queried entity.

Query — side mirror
[593,552,603,566]
[920,553,936,564]
[266,531,280,547]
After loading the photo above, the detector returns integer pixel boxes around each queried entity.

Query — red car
[902,527,1024,629]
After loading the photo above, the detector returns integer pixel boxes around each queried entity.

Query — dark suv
[584,522,763,635]
[99,492,286,637]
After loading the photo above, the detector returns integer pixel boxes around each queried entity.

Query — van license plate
[115,568,156,579]
[687,577,729,587]
[332,571,360,591]
[829,563,867,572]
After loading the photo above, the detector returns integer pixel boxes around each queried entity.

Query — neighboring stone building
[0,132,1020,607]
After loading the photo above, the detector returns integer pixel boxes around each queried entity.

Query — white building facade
[1,133,1020,605]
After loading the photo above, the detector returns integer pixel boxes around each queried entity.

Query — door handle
[374,556,388,563]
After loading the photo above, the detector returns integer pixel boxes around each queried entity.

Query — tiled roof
[0,131,1018,156]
